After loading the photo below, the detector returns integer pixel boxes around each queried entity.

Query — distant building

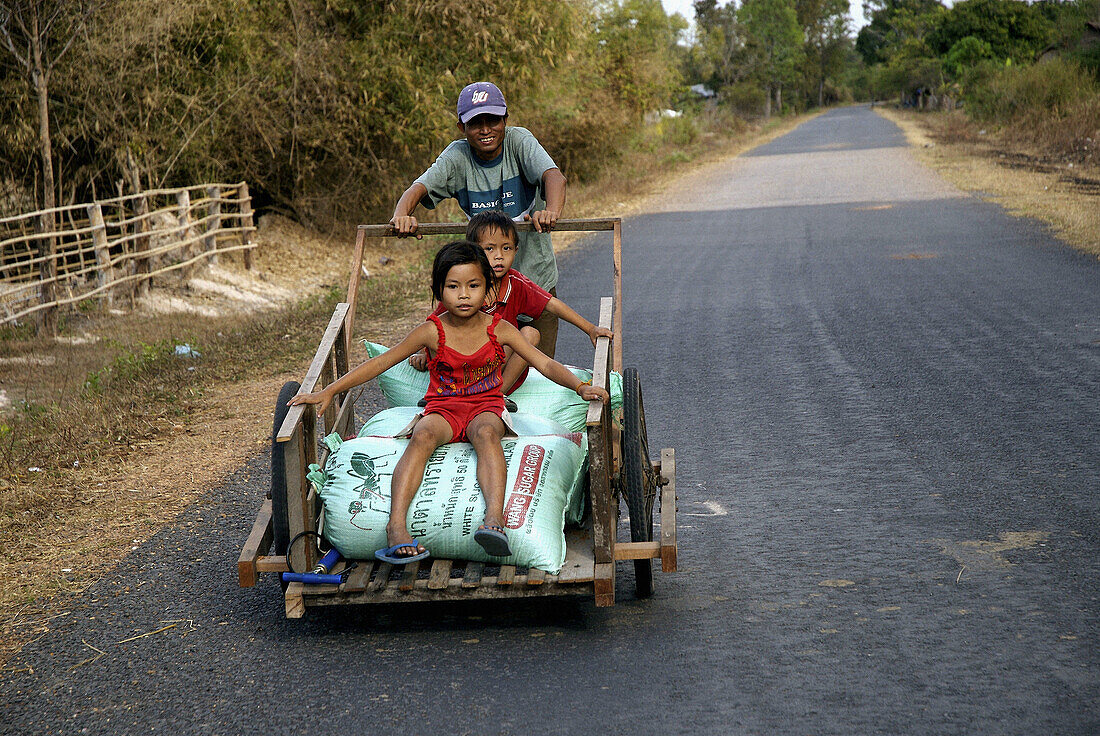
[689,84,716,99]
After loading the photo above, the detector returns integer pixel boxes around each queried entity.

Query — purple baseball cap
[456,82,507,124]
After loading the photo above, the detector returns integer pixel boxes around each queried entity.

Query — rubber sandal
[374,541,430,565]
[473,525,512,557]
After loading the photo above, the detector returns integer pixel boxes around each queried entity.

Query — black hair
[466,209,518,249]
[431,240,494,301]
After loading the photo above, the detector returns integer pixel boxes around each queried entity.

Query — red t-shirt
[431,269,551,327]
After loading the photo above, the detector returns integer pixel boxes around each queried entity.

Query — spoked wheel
[270,381,300,559]
[621,368,660,598]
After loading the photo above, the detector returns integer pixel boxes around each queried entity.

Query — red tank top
[425,312,507,399]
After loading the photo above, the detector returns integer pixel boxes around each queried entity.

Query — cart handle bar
[357,217,619,238]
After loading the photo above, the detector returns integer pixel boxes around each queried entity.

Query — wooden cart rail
[356,218,618,237]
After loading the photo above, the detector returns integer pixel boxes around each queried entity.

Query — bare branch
[156,82,249,188]
[0,6,30,69]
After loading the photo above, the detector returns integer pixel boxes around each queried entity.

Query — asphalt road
[3,106,1098,735]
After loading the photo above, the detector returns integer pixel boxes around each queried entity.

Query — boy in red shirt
[412,210,613,393]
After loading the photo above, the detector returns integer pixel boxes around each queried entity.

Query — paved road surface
[3,106,1097,735]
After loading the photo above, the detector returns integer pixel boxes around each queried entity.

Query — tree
[740,0,805,116]
[0,1,89,211]
[0,0,91,334]
[927,0,1054,64]
[856,0,945,65]
[595,0,686,117]
[796,0,851,106]
[689,0,745,92]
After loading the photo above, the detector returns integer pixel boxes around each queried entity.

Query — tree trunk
[30,7,57,335]
[30,9,55,213]
[818,77,825,107]
[764,83,772,119]
[775,84,782,115]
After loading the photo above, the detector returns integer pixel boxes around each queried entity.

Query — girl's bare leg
[501,326,540,394]
[466,412,508,528]
[386,414,452,555]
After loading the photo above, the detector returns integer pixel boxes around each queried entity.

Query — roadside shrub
[965,58,1098,121]
[656,116,699,146]
[721,82,767,118]
[958,57,1099,165]
[945,36,995,78]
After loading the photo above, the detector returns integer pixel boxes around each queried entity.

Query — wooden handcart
[237,218,677,617]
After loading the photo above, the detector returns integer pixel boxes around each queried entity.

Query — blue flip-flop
[473,525,512,557]
[374,541,430,565]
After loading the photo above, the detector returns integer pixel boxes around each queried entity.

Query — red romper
[423,312,508,442]
[430,270,551,393]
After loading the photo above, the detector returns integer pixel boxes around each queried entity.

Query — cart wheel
[270,381,300,557]
[622,368,659,598]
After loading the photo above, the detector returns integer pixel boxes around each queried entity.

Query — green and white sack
[312,407,587,572]
[364,341,623,433]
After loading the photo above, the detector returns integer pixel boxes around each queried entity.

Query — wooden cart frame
[237,218,677,616]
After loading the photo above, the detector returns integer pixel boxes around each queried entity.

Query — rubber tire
[270,380,300,557]
[621,368,656,598]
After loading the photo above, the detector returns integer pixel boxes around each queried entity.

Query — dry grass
[0,108,816,664]
[876,106,1100,258]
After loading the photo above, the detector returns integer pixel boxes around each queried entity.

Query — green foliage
[927,0,1054,64]
[944,35,996,77]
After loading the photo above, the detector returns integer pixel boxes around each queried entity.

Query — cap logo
[471,90,489,104]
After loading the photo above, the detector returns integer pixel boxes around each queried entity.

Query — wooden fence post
[176,189,194,280]
[134,194,151,299]
[204,186,221,266]
[86,203,114,307]
[238,182,254,270]
[35,212,58,336]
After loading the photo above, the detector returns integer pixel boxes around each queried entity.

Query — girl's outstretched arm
[495,321,610,403]
[288,322,436,414]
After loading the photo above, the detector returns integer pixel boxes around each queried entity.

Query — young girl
[288,241,610,564]
[409,209,614,394]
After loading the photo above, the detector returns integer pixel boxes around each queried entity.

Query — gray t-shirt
[414,126,559,290]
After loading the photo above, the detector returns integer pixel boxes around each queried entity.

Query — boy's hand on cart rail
[389,215,423,239]
[588,325,614,347]
[287,389,333,416]
[525,209,558,233]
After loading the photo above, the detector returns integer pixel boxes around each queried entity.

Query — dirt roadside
[0,113,818,665]
[876,106,1100,259]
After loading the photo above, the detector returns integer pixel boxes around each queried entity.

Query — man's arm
[390,182,428,238]
[527,168,566,233]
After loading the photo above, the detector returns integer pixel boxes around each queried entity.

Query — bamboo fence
[0,182,257,333]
